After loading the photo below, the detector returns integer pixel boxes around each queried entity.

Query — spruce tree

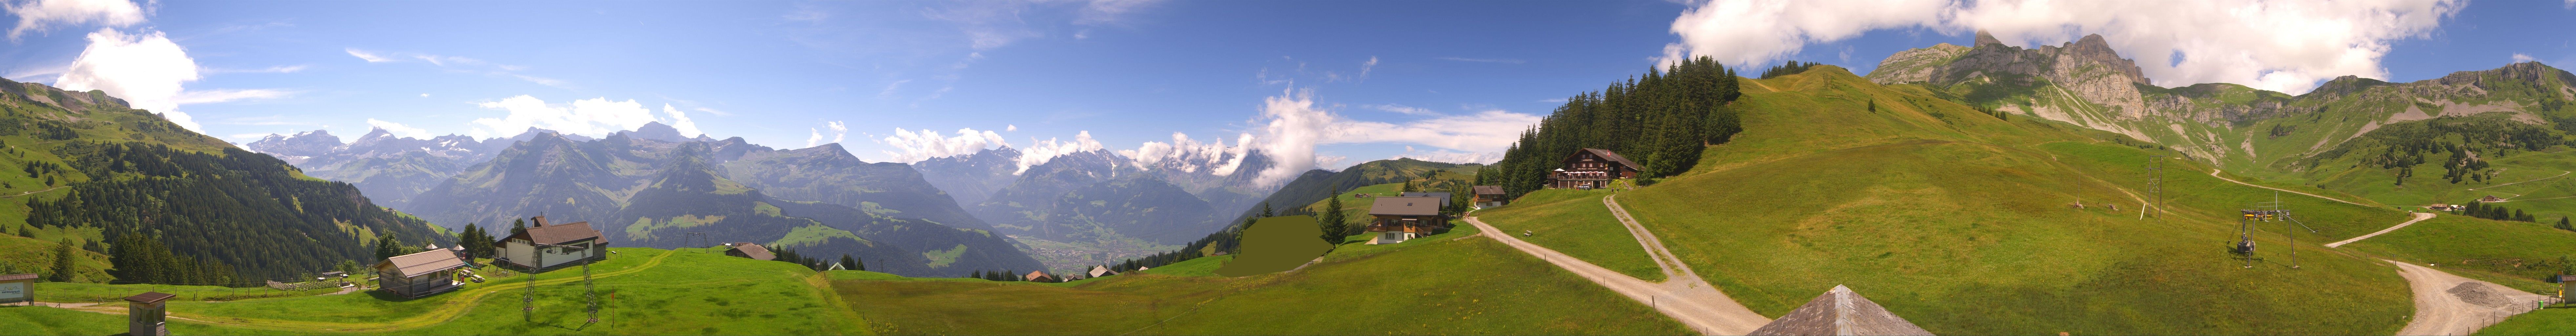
[2556,217,2573,232]
[49,239,76,282]
[1319,196,1347,244]
[376,232,402,260]
[840,254,858,271]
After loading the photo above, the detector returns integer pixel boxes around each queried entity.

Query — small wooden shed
[126,291,174,336]
[0,273,34,305]
[725,242,777,261]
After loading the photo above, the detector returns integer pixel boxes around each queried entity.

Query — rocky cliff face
[1867,31,2151,119]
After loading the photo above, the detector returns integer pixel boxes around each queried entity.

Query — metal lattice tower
[2147,155,2165,220]
[522,270,537,320]
[584,262,599,324]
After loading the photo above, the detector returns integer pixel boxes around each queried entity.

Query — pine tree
[840,254,858,271]
[969,270,983,280]
[376,232,402,260]
[49,238,76,282]
[511,218,529,237]
[2555,217,2573,232]
[1319,196,1347,244]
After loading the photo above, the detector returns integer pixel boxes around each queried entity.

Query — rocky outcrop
[1867,31,2152,118]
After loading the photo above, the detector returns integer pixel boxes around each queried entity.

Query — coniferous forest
[24,141,452,285]
[1478,56,1745,197]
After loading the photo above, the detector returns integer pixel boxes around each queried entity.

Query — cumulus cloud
[52,28,203,131]
[3,0,144,40]
[659,104,704,138]
[879,127,1008,163]
[2514,53,2539,63]
[806,121,848,148]
[466,95,661,138]
[1392,146,1504,164]
[1240,89,1540,186]
[1663,0,2465,94]
[366,118,432,138]
[1122,132,1253,176]
[1016,131,1105,174]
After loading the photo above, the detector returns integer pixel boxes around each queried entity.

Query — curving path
[2209,169,2371,207]
[2387,260,2545,336]
[1461,194,1770,335]
[2324,212,2436,248]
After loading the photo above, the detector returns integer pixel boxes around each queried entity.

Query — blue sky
[3,0,2572,177]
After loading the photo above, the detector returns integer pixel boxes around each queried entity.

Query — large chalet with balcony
[1366,196,1447,244]
[1547,148,1641,189]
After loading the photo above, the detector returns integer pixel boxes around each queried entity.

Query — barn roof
[124,291,175,303]
[1369,196,1444,216]
[375,248,469,278]
[1024,270,1054,281]
[1472,185,1505,196]
[728,243,777,261]
[1747,285,1932,336]
[502,221,603,245]
[0,273,35,282]
[1565,148,1642,171]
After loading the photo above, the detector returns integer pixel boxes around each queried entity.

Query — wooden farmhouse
[1547,148,1641,189]
[1088,265,1117,278]
[494,216,607,270]
[1471,185,1507,209]
[1024,270,1056,283]
[725,242,777,261]
[1366,196,1447,244]
[374,248,469,298]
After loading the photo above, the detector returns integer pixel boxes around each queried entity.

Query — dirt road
[2208,170,2372,207]
[2325,212,2436,248]
[1461,194,1771,335]
[2387,260,2545,335]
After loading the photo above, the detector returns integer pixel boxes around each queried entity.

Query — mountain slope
[612,143,1040,276]
[1585,66,2417,334]
[719,143,992,230]
[0,77,451,283]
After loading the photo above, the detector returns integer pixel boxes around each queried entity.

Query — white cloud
[172,88,294,104]
[1231,88,1542,187]
[1122,132,1253,176]
[345,48,393,62]
[466,95,661,138]
[510,74,567,88]
[693,107,733,117]
[878,127,1009,163]
[806,128,824,148]
[365,118,432,138]
[1358,56,1377,80]
[1392,148,1503,164]
[1006,124,1017,132]
[52,28,204,131]
[1663,0,2465,94]
[806,121,847,148]
[3,0,144,40]
[1015,131,1106,174]
[1369,104,1438,116]
[419,93,430,97]
[660,104,704,138]
[1436,57,1526,64]
[2513,53,2539,63]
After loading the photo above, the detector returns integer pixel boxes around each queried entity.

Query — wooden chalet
[1023,270,1056,283]
[373,248,468,298]
[126,291,174,336]
[494,216,607,270]
[1366,196,1447,244]
[1088,265,1117,278]
[1471,185,1507,209]
[1547,148,1641,189]
[1747,285,1932,336]
[725,242,777,261]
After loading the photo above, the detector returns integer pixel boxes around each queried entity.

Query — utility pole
[2147,155,2165,221]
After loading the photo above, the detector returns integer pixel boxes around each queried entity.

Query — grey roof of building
[124,291,175,303]
[505,221,603,245]
[729,243,777,261]
[1747,285,1933,336]
[1369,196,1444,216]
[1472,185,1505,196]
[0,273,36,282]
[376,248,469,278]
[1572,148,1642,171]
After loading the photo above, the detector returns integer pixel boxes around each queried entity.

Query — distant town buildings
[1547,148,1640,189]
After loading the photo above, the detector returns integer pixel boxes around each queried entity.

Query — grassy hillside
[0,247,873,335]
[1467,188,1662,281]
[1599,65,2415,334]
[830,224,1690,335]
[2479,307,2576,335]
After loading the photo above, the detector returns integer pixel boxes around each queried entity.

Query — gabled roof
[502,220,603,245]
[1024,270,1054,281]
[728,243,776,261]
[1089,265,1116,277]
[1747,285,1933,336]
[124,291,175,303]
[1369,196,1444,216]
[375,248,469,278]
[1564,148,1642,171]
[0,273,36,282]
[1472,185,1505,196]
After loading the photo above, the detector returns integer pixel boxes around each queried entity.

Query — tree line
[2459,201,2538,222]
[1477,56,1746,198]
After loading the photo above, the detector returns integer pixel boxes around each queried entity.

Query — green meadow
[1468,188,1664,281]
